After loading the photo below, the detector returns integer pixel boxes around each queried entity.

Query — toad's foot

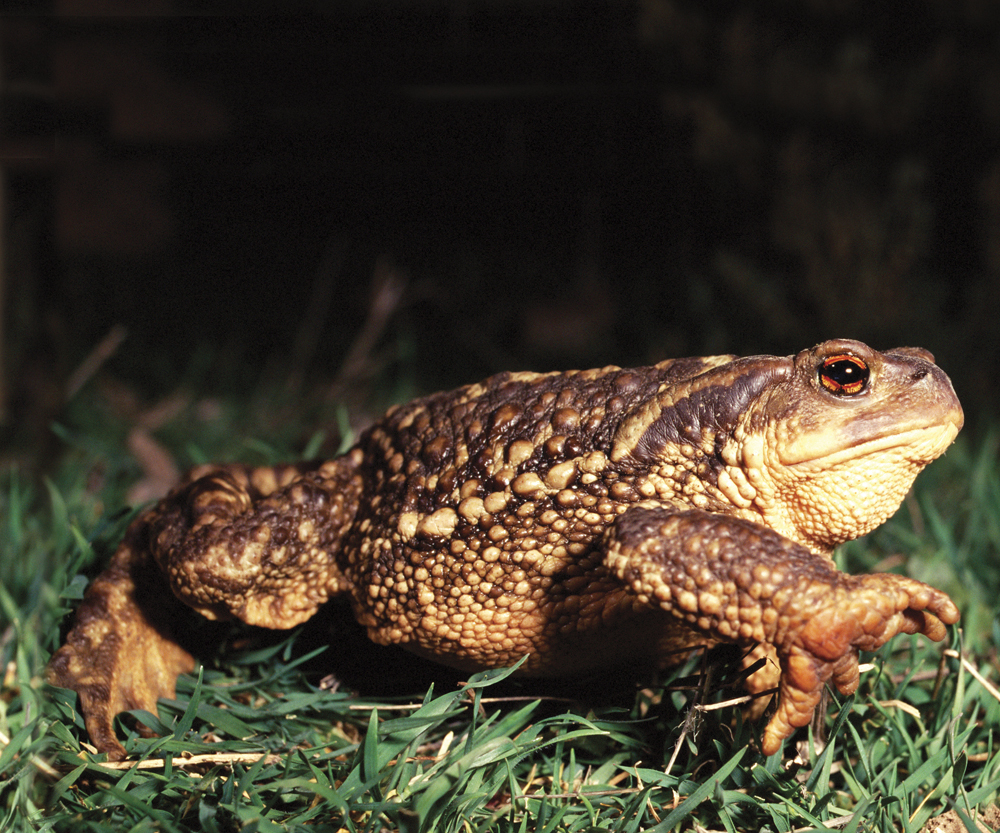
[605,505,958,755]
[47,538,195,761]
[761,573,958,755]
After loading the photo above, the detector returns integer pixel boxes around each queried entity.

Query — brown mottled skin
[49,339,963,760]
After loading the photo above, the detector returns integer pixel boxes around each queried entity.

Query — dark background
[3,0,999,442]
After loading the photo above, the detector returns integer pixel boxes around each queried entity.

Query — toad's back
[342,357,747,670]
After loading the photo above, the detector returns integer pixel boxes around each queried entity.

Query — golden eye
[819,354,870,395]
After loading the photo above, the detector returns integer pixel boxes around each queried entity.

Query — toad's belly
[355,589,715,677]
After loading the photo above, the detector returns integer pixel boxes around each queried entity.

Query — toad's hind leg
[48,455,364,760]
[145,456,364,628]
[604,504,959,756]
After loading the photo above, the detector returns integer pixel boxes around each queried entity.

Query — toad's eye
[819,354,870,395]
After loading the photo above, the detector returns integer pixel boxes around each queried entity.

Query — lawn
[2,367,999,832]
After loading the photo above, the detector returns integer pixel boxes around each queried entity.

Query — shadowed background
[3,0,998,448]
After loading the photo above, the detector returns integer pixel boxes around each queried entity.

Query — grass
[2,375,999,832]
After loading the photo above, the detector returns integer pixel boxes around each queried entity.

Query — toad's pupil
[823,358,868,388]
[831,362,857,380]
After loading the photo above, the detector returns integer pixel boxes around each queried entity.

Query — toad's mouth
[778,420,962,469]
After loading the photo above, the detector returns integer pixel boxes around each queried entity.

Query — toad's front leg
[48,458,363,760]
[603,504,959,755]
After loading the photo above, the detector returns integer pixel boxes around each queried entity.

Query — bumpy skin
[49,340,963,759]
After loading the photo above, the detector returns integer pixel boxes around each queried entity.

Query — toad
[49,339,963,760]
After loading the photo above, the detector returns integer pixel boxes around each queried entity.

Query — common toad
[49,339,963,759]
